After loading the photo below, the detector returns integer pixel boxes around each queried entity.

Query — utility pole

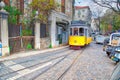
[72,0,75,20]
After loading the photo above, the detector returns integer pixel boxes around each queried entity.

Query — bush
[22,29,32,36]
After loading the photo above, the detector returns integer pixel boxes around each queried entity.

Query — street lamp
[35,10,38,19]
[36,11,38,16]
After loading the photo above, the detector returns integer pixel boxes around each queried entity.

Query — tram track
[1,48,69,67]
[32,47,86,80]
[57,47,86,80]
[0,49,74,78]
[1,47,86,80]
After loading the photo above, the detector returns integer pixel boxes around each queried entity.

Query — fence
[8,24,34,53]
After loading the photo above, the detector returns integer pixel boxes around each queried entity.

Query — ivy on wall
[4,5,21,24]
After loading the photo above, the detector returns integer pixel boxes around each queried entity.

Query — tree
[100,10,113,32]
[4,5,21,24]
[101,10,120,31]
[30,0,56,23]
[112,14,120,30]
[92,0,120,14]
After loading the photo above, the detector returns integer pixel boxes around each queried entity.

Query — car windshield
[112,34,120,40]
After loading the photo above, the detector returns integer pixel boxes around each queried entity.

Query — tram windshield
[74,28,78,35]
[79,28,84,36]
[70,27,84,36]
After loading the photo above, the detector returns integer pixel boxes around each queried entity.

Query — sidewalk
[0,46,68,62]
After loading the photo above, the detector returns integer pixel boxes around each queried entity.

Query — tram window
[79,28,84,36]
[70,28,72,35]
[88,30,90,37]
[85,29,87,36]
[74,28,78,35]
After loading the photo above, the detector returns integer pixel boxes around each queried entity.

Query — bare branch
[92,0,120,15]
[117,0,120,11]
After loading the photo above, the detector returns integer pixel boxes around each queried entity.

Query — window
[79,28,84,36]
[16,0,24,14]
[61,0,65,13]
[112,34,120,40]
[82,9,85,12]
[74,28,78,35]
[85,29,87,36]
[78,11,81,18]
[82,15,84,18]
[70,28,72,35]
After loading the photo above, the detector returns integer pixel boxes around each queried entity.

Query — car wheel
[103,46,106,51]
[115,61,119,65]
[106,52,110,56]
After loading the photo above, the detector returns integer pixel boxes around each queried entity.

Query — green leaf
[4,5,21,24]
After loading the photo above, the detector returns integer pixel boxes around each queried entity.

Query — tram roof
[71,20,86,24]
[70,20,89,28]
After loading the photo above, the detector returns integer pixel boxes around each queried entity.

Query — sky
[75,0,92,6]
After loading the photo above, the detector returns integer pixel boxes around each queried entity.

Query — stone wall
[40,37,51,49]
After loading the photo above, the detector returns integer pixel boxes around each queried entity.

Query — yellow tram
[69,22,92,49]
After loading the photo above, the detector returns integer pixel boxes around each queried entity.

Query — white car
[95,35,106,44]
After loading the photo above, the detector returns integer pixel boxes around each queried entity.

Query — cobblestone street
[36,42,116,80]
[0,42,116,80]
[62,43,116,80]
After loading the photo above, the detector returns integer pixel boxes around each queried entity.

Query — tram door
[70,28,73,35]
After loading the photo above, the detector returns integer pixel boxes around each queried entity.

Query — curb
[0,46,68,62]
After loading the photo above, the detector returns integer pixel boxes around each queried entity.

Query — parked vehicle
[95,35,106,44]
[91,32,96,40]
[109,46,120,63]
[105,44,113,56]
[110,62,120,80]
[103,37,110,51]
[105,33,120,63]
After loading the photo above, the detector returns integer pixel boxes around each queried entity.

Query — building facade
[49,0,74,47]
[91,18,99,32]
[74,6,91,24]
